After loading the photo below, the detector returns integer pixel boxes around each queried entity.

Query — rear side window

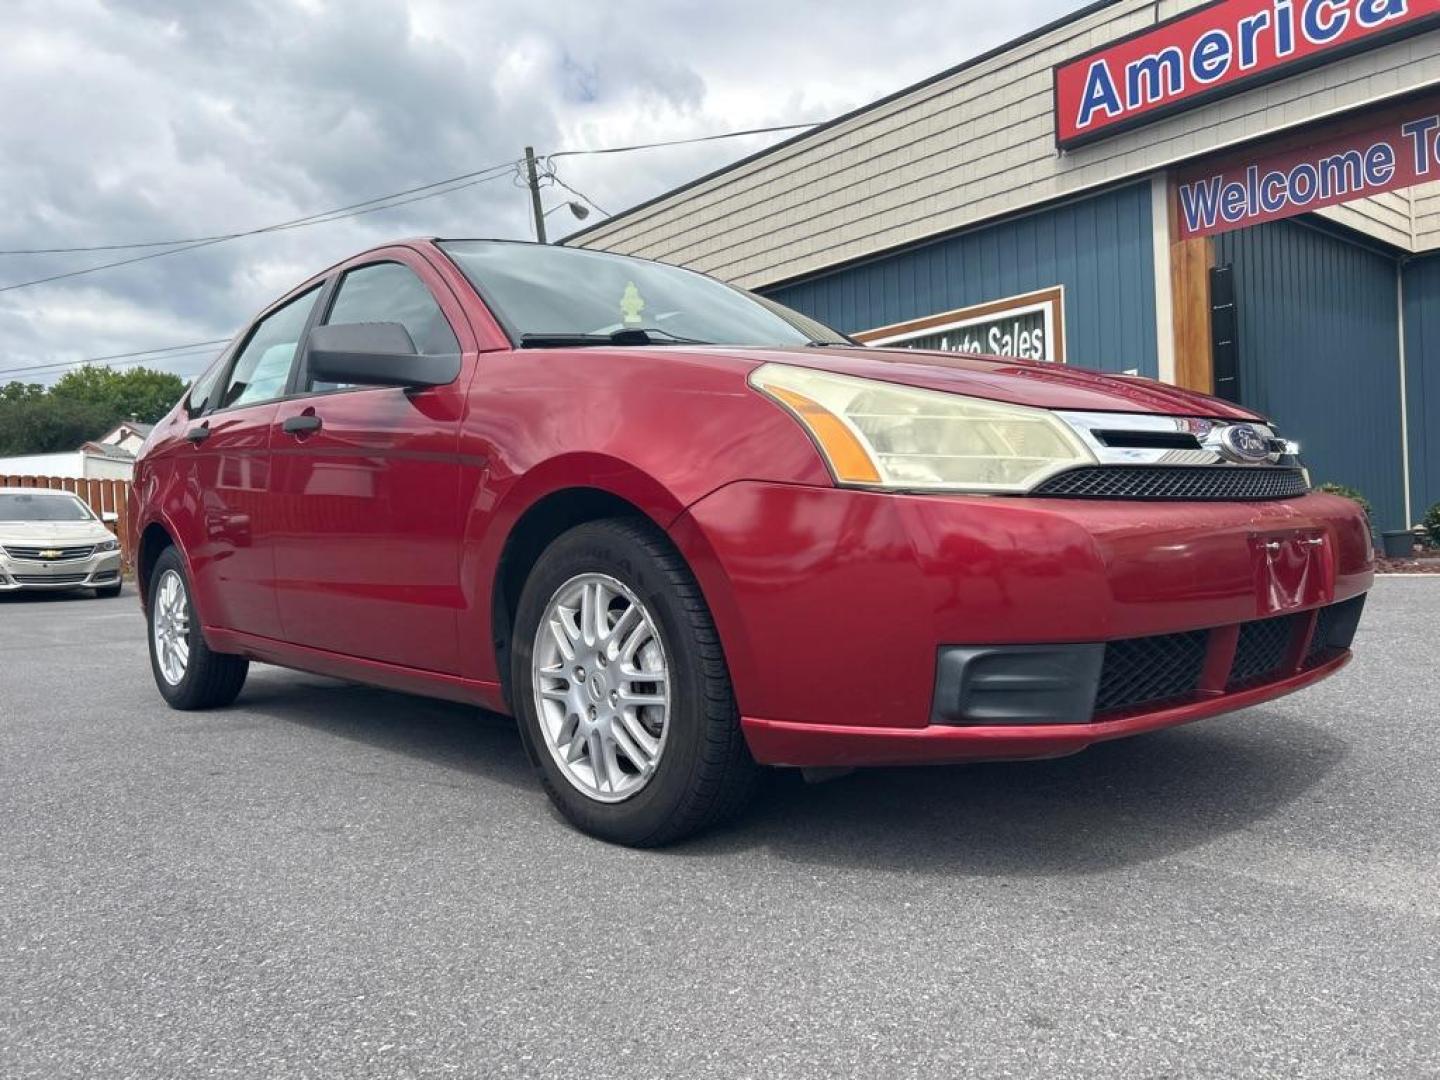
[219,286,322,409]
[308,262,458,392]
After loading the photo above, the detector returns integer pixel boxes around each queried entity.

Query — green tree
[49,365,187,424]
[0,395,119,454]
[0,381,44,404]
[0,365,188,456]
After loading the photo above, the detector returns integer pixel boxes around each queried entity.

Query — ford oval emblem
[1218,424,1271,464]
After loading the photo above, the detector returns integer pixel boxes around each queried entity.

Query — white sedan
[0,488,123,597]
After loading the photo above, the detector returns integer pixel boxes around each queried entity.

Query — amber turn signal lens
[764,385,883,484]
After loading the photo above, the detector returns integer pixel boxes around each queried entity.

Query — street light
[543,200,590,221]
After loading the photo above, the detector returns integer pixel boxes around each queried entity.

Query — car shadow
[694,712,1347,876]
[228,670,536,793]
[227,666,1347,876]
[0,588,116,604]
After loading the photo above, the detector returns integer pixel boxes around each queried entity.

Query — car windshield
[0,492,94,522]
[438,241,849,347]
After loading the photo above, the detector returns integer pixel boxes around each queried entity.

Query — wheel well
[136,523,175,608]
[492,488,650,706]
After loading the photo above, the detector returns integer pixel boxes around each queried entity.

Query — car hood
[0,521,112,546]
[701,345,1264,420]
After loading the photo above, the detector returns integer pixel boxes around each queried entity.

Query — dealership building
[570,0,1440,531]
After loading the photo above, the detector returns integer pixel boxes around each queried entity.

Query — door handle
[282,413,322,437]
[185,422,210,445]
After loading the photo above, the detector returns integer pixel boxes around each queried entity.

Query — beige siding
[1316,191,1414,250]
[575,1,1440,286]
[1415,180,1440,252]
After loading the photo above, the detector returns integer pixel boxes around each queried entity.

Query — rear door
[173,285,323,638]
[269,250,476,673]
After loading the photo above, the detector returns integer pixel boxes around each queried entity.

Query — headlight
[749,363,1096,492]
[96,538,119,552]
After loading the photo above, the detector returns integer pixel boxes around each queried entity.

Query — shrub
[1424,503,1440,548]
[1318,482,1372,518]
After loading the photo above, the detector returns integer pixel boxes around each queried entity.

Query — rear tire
[147,547,248,710]
[511,518,758,846]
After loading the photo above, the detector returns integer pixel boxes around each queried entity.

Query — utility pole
[524,146,547,244]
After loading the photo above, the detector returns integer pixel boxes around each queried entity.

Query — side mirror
[101,511,118,525]
[306,322,460,389]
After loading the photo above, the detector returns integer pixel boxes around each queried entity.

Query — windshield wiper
[519,328,712,348]
[624,327,713,344]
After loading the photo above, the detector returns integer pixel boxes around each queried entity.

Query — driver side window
[307,262,459,393]
[219,286,322,410]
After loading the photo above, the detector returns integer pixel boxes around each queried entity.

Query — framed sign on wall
[853,286,1066,362]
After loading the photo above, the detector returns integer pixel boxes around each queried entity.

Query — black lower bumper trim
[931,644,1104,727]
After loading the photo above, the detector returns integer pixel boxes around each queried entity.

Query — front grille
[1033,466,1309,501]
[1084,596,1364,720]
[12,573,88,585]
[3,544,95,561]
[1227,614,1301,688]
[1094,629,1208,714]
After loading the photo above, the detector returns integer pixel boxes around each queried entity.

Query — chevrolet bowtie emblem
[38,549,63,559]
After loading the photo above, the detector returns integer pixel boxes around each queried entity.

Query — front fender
[457,453,690,687]
[452,349,832,688]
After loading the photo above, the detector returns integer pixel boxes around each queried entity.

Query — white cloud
[0,0,1079,384]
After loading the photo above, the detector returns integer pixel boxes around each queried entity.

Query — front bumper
[0,547,123,591]
[670,484,1373,767]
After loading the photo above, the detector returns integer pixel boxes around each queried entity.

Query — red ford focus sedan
[131,239,1372,845]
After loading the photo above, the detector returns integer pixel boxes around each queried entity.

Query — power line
[2,348,224,383]
[0,158,522,256]
[0,164,522,296]
[0,158,524,260]
[547,122,818,159]
[0,348,223,382]
[0,123,821,260]
[0,339,228,381]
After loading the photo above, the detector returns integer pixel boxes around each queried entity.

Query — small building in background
[94,421,152,458]
[0,421,152,481]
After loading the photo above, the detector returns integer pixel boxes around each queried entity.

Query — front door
[175,285,324,638]
[269,254,475,673]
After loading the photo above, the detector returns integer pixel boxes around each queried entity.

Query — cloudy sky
[0,0,1077,386]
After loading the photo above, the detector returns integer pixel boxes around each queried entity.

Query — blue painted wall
[763,182,1159,377]
[1403,253,1440,525]
[1215,219,1407,530]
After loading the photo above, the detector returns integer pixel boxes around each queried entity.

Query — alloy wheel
[152,568,191,686]
[531,572,671,803]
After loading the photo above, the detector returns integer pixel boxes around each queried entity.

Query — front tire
[147,547,248,710]
[511,518,758,846]
[94,580,122,599]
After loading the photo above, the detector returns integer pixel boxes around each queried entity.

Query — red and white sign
[1054,0,1440,149]
[1174,95,1440,237]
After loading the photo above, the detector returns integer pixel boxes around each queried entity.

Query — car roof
[0,487,86,497]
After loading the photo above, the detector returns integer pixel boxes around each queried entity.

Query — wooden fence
[0,474,133,570]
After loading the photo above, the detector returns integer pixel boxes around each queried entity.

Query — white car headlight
[95,538,119,552]
[749,363,1096,493]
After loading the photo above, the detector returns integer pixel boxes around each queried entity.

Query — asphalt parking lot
[1,579,1437,1079]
